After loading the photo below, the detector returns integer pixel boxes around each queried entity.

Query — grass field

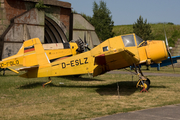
[0,67,180,120]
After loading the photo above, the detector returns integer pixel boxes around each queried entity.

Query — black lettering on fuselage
[0,60,19,68]
[84,57,88,64]
[61,57,88,69]
[0,63,4,67]
[62,62,66,69]
[16,60,19,64]
[70,60,75,67]
[75,59,79,66]
[79,59,84,65]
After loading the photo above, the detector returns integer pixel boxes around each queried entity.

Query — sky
[60,0,180,25]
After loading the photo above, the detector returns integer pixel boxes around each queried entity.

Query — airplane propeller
[164,27,175,72]
[84,31,91,51]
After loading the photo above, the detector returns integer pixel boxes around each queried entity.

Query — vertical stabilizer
[23,38,50,67]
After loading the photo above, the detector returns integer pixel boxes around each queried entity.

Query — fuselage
[21,33,168,78]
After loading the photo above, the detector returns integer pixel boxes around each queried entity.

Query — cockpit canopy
[121,34,144,47]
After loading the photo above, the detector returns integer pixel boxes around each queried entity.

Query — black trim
[24,45,34,50]
[52,64,60,67]
[63,43,70,49]
[50,54,73,63]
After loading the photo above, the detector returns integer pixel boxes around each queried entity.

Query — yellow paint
[146,40,168,63]
[0,39,79,72]
[1,33,169,79]
[138,47,148,63]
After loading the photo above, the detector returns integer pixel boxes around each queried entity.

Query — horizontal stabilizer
[8,65,38,71]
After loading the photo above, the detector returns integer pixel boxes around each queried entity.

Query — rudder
[23,38,50,67]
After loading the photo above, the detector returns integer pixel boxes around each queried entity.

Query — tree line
[75,0,177,44]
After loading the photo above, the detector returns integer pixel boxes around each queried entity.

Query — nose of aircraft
[146,41,168,63]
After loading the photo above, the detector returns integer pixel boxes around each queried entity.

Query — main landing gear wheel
[138,80,150,91]
[146,78,150,85]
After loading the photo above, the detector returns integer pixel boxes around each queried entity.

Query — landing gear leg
[3,68,5,76]
[43,77,52,87]
[133,64,150,92]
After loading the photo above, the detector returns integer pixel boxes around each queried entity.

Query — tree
[91,1,114,41]
[81,13,92,23]
[133,16,154,40]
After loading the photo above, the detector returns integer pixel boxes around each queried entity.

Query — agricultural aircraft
[0,33,173,91]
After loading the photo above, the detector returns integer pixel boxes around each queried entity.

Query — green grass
[0,68,180,120]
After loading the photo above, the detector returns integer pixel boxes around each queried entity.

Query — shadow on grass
[96,81,138,96]
[150,85,167,88]
[17,82,44,89]
[58,76,105,81]
[17,81,138,96]
[17,78,167,96]
[0,74,19,77]
[17,76,104,89]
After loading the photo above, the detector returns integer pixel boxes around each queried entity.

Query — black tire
[146,78,151,85]
[139,80,150,91]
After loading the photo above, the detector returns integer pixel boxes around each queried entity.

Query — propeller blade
[164,26,175,72]
[168,50,175,72]
[84,31,91,50]
[164,28,169,47]
[84,31,87,44]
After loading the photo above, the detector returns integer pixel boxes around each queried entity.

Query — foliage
[167,22,174,25]
[35,0,50,10]
[113,23,180,47]
[168,30,180,47]
[72,10,77,14]
[91,1,114,41]
[133,16,154,40]
[81,13,92,23]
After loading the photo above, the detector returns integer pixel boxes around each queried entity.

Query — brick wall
[60,7,71,37]
[0,0,72,38]
[0,0,5,36]
[4,0,26,20]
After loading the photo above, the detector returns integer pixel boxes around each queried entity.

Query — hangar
[0,0,100,59]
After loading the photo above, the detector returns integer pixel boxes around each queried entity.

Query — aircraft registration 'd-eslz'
[0,33,171,91]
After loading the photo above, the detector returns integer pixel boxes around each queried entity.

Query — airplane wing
[93,49,139,77]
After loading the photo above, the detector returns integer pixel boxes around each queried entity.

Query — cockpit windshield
[121,35,135,47]
[135,35,144,46]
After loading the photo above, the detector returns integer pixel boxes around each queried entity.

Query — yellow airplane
[1,33,171,91]
[0,38,85,75]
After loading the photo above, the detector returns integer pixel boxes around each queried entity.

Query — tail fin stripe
[24,48,35,53]
[24,45,35,53]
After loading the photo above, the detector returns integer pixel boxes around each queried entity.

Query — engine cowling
[146,40,168,63]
